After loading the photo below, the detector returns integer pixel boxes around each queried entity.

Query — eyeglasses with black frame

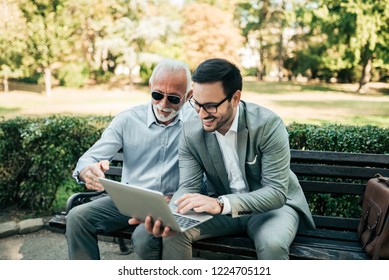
[189,96,229,114]
[151,91,182,105]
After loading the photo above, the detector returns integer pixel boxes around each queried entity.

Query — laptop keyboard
[172,213,201,229]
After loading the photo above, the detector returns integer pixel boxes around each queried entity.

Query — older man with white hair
[66,58,195,260]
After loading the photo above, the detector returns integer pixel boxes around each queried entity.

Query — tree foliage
[181,2,244,70]
[15,0,82,95]
[0,0,27,92]
[287,0,388,86]
[236,0,291,80]
[0,0,387,91]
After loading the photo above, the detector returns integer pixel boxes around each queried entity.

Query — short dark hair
[192,58,242,99]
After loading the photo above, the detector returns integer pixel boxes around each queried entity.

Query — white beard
[152,103,179,123]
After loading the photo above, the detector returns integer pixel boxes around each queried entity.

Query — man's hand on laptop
[79,160,110,191]
[175,193,222,215]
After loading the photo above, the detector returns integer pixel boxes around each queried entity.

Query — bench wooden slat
[300,181,365,194]
[106,166,122,177]
[291,163,388,180]
[291,150,389,167]
[49,215,66,230]
[193,235,368,260]
[290,243,368,260]
[312,215,360,231]
[193,236,256,258]
[297,228,359,242]
[293,237,363,252]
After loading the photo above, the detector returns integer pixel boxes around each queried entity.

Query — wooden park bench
[49,149,389,260]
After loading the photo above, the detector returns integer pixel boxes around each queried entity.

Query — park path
[0,228,139,260]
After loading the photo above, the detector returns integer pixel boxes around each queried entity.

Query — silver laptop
[98,177,213,232]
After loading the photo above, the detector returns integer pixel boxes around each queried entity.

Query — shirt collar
[214,105,239,136]
[147,102,183,128]
[230,105,239,133]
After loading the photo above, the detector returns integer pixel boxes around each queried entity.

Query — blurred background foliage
[0,0,387,95]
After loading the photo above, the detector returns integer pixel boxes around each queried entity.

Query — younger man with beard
[139,58,315,260]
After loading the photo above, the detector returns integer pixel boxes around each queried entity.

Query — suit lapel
[204,102,249,195]
[237,103,248,172]
[204,132,231,194]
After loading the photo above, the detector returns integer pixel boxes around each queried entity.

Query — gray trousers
[66,195,161,259]
[162,205,300,260]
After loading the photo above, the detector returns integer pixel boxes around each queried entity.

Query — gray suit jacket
[173,101,315,229]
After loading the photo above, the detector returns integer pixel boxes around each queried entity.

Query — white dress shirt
[214,106,248,214]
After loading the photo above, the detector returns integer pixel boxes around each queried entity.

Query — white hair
[149,58,192,94]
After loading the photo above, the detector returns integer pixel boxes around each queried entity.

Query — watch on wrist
[216,196,224,214]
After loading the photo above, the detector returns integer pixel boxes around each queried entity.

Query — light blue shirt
[73,102,197,195]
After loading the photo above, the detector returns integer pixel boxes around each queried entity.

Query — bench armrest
[65,190,106,214]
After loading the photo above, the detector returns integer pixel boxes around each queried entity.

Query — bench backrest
[106,149,389,232]
[290,150,389,231]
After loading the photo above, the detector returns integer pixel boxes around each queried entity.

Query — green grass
[243,80,357,94]
[51,178,85,213]
[0,107,20,114]
[348,116,389,127]
[274,98,389,126]
[1,80,388,127]
[243,79,389,95]
[276,99,388,111]
[240,80,389,127]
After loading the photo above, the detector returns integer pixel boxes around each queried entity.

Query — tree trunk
[278,31,283,82]
[357,57,372,94]
[257,37,265,81]
[2,76,9,93]
[44,67,52,97]
[278,0,286,82]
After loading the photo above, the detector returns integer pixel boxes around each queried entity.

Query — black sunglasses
[151,91,182,105]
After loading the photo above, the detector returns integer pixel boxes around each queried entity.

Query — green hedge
[288,122,389,218]
[0,115,112,213]
[0,117,388,216]
[288,123,389,153]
